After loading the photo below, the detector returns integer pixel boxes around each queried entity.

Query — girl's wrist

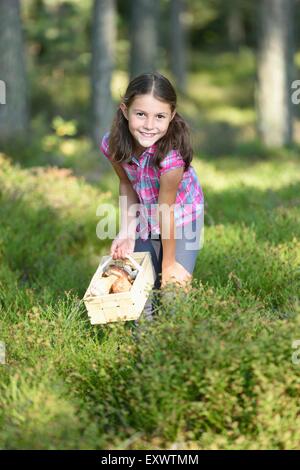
[118,228,136,240]
[162,257,176,270]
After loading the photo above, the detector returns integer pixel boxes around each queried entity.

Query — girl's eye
[136,112,165,119]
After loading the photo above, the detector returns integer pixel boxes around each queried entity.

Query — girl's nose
[144,118,155,130]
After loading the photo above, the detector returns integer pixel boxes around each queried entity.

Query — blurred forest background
[1,0,300,451]
[1,0,300,180]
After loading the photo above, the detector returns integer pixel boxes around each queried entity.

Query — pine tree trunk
[170,0,188,93]
[256,0,294,147]
[227,0,245,51]
[91,0,116,147]
[0,0,29,144]
[129,0,159,79]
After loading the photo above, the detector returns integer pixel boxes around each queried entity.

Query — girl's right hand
[110,233,136,260]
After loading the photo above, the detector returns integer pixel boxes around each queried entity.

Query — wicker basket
[83,251,155,324]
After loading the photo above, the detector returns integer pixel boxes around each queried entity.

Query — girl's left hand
[161,261,192,291]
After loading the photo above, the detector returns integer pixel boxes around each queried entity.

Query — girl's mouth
[139,132,156,138]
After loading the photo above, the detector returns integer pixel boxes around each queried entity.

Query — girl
[99,72,204,320]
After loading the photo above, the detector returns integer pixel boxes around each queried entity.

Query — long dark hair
[108,72,193,171]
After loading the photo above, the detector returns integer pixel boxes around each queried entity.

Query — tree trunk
[170,0,188,93]
[256,0,294,147]
[227,0,245,51]
[91,0,116,147]
[0,0,29,144]
[129,0,159,79]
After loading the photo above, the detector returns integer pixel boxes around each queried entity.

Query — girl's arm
[110,161,139,238]
[158,167,184,268]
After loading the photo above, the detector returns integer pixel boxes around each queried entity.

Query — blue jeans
[134,216,203,321]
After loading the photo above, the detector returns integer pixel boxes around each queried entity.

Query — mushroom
[111,276,132,293]
[104,264,132,294]
[89,261,137,296]
[103,264,131,280]
[90,272,119,296]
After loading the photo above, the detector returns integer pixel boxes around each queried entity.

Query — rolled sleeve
[159,149,185,176]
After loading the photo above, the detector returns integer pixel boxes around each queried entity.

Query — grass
[0,140,299,449]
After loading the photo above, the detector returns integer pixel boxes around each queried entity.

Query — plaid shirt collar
[132,143,157,167]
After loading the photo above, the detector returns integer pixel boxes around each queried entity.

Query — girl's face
[120,94,176,151]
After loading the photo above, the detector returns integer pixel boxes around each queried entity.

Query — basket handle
[99,254,143,273]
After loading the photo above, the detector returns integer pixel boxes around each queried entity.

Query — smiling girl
[100,72,204,320]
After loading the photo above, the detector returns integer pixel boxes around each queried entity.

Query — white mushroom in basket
[89,273,118,296]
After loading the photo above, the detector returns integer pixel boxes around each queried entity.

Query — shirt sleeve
[99,131,112,160]
[159,149,185,176]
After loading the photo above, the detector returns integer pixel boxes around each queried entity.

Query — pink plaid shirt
[100,132,204,240]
